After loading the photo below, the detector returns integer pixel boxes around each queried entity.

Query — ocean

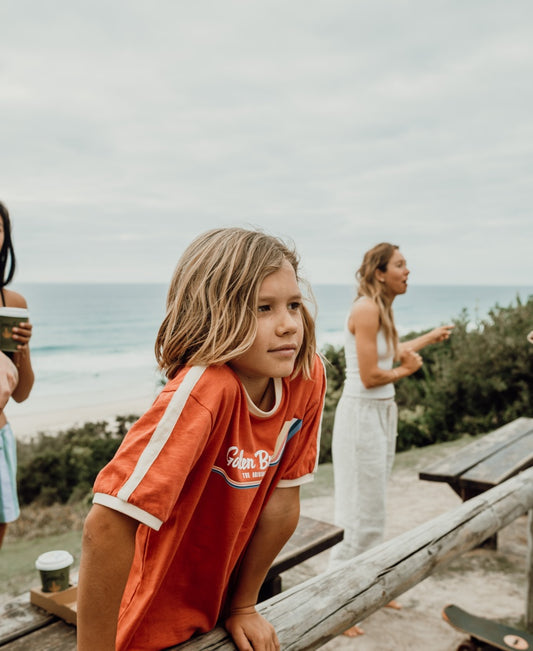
[6,282,533,424]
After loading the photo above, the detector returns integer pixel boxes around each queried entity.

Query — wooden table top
[419,417,533,493]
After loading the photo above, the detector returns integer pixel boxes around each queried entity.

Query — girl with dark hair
[0,201,34,549]
[329,243,453,636]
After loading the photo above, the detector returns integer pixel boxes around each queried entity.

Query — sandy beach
[6,388,157,442]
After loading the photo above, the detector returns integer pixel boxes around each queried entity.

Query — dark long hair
[0,202,17,288]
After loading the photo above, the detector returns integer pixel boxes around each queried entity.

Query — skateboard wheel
[456,641,477,651]
[503,634,529,650]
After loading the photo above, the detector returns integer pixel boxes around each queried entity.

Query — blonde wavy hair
[156,227,316,379]
[356,242,399,357]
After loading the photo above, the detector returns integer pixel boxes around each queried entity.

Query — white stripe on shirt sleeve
[117,366,207,503]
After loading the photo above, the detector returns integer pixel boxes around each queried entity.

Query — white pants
[329,396,397,566]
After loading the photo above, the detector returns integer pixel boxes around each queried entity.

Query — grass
[1,530,84,599]
[1,502,88,602]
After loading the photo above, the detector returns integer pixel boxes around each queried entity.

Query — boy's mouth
[269,344,298,354]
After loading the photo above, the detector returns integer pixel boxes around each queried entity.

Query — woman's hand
[12,320,32,349]
[225,608,280,651]
[399,348,423,375]
[428,324,454,344]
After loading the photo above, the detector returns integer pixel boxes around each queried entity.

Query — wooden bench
[0,515,343,650]
[419,416,533,546]
[259,515,343,600]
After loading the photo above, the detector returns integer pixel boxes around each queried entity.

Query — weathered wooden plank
[263,515,343,579]
[0,620,76,650]
[459,433,533,490]
[419,417,533,484]
[259,515,343,600]
[0,593,55,645]
[0,574,79,644]
[175,467,533,650]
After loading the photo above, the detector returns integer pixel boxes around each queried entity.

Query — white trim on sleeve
[93,492,163,530]
[277,472,315,488]
[117,366,207,502]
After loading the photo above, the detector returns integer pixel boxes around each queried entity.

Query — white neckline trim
[245,377,282,417]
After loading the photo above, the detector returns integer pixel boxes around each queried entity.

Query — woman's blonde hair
[156,227,316,379]
[356,242,399,357]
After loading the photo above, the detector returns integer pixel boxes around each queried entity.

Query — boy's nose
[276,311,298,334]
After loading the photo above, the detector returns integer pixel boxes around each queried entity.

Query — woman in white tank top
[330,243,453,637]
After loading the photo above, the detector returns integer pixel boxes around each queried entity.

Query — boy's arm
[225,485,300,651]
[77,504,139,651]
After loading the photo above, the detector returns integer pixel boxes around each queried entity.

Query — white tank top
[342,300,395,399]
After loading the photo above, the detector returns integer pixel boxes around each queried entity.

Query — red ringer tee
[92,355,326,651]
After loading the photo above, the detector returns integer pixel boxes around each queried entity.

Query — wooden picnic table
[0,515,343,650]
[419,416,533,546]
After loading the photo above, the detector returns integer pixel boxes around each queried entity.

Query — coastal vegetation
[320,296,533,461]
[16,416,138,508]
[14,296,533,503]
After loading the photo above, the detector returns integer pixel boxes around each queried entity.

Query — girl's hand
[400,348,423,375]
[12,321,32,349]
[429,324,454,343]
[225,608,280,651]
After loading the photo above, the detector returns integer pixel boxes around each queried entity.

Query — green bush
[17,416,138,506]
[319,344,345,463]
[321,296,533,454]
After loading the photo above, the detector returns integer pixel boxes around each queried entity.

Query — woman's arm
[11,337,34,402]
[225,486,300,651]
[351,300,422,388]
[77,505,139,651]
[399,324,454,354]
[4,290,34,402]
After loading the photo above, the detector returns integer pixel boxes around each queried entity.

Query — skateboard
[443,604,533,651]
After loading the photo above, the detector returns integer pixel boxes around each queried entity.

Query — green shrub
[319,344,345,463]
[17,416,138,506]
[321,296,533,454]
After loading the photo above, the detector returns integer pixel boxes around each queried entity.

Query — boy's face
[228,259,304,403]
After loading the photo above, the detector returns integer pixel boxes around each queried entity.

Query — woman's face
[0,219,5,251]
[377,249,409,297]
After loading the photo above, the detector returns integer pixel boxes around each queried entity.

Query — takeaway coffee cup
[35,550,74,593]
[0,307,29,352]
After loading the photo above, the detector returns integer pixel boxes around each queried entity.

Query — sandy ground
[288,454,530,651]
[7,392,154,442]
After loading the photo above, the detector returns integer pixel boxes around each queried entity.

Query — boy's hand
[225,608,280,651]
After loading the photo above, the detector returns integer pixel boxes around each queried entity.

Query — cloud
[0,0,532,285]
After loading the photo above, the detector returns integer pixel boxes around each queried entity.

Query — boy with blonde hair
[77,228,326,651]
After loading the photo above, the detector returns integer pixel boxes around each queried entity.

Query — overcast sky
[1,0,532,286]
